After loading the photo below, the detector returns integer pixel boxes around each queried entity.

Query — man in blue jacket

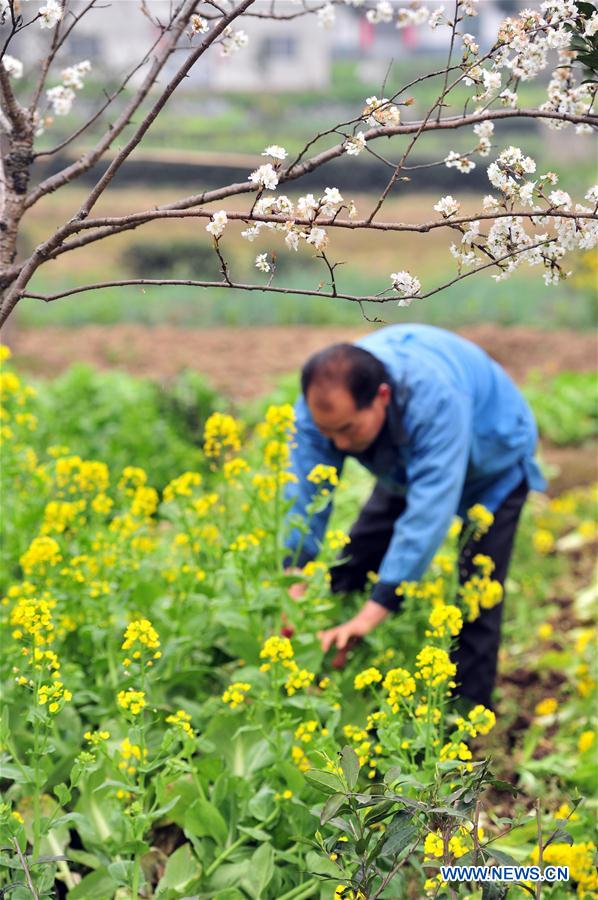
[284,324,545,708]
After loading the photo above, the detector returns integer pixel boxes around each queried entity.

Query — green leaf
[380,810,418,859]
[364,799,396,826]
[545,828,574,848]
[304,769,344,795]
[245,842,274,898]
[320,793,347,825]
[156,842,202,895]
[340,746,360,790]
[481,883,508,899]
[237,826,272,842]
[0,762,35,783]
[305,850,340,877]
[53,784,71,806]
[108,860,135,887]
[184,798,228,846]
[68,866,117,899]
[489,779,519,796]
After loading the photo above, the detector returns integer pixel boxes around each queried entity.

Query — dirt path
[10,323,597,400]
[9,323,597,493]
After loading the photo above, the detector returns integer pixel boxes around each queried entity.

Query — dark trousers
[330,478,529,708]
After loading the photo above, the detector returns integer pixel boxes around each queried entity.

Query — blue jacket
[284,324,546,610]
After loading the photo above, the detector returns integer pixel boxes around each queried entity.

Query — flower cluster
[222,682,251,709]
[203,412,242,459]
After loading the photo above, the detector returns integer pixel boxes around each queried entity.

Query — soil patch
[10,323,596,491]
[9,323,597,399]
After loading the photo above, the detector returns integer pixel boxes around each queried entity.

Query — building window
[260,36,298,61]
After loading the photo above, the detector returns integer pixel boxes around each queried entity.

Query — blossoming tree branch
[0,0,597,327]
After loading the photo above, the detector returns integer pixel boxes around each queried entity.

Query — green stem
[204,808,278,879]
[131,853,141,898]
[277,878,319,900]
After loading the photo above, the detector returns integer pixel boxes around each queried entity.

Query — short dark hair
[301,343,389,409]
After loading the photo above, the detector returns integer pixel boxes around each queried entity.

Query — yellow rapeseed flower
[259,635,294,663]
[415,646,457,687]
[467,504,494,538]
[166,709,194,737]
[117,689,146,716]
[204,413,242,459]
[534,697,558,717]
[354,667,383,690]
[285,667,315,696]
[426,603,463,639]
[222,682,251,709]
[578,730,595,753]
[533,529,555,554]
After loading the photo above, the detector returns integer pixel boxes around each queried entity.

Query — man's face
[306,383,391,454]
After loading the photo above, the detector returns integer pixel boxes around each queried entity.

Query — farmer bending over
[284,324,545,709]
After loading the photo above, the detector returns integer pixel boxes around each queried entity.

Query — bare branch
[19,237,559,310]
[24,0,201,209]
[71,0,256,221]
[33,18,184,159]
[29,0,99,114]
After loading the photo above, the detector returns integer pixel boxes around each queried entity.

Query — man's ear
[378,383,391,406]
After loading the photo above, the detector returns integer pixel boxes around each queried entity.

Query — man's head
[301,343,391,453]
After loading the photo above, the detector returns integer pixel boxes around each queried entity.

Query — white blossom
[499,89,518,107]
[519,181,537,207]
[254,197,278,216]
[585,185,598,205]
[249,164,279,191]
[348,200,358,219]
[462,0,479,15]
[367,1,393,25]
[429,6,444,29]
[473,121,494,140]
[321,187,344,216]
[585,12,598,37]
[344,131,366,156]
[255,253,271,273]
[190,14,209,34]
[262,145,287,161]
[548,190,572,210]
[462,33,479,54]
[46,85,75,116]
[2,55,23,78]
[317,3,336,28]
[434,195,460,218]
[306,227,328,251]
[390,271,421,303]
[39,0,62,28]
[541,172,559,185]
[477,137,492,157]
[462,221,481,245]
[241,223,264,242]
[297,194,319,221]
[450,244,478,267]
[475,69,501,100]
[395,5,428,28]
[220,26,248,56]
[61,60,91,91]
[445,151,476,174]
[274,195,294,215]
[285,230,300,252]
[206,210,228,238]
[364,96,401,128]
[482,195,501,212]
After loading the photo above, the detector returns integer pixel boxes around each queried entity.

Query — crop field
[1,345,596,899]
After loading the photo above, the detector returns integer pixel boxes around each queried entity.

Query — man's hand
[318,600,390,652]
[285,567,307,601]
